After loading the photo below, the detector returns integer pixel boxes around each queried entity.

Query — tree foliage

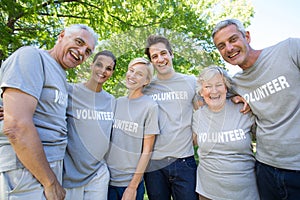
[0,0,254,97]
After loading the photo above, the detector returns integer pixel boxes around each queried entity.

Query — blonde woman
[106,58,160,200]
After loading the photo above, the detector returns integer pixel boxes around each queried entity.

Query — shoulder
[102,90,115,100]
[4,46,40,64]
[271,38,300,49]
[17,46,39,53]
[226,99,254,118]
[142,95,157,105]
[16,46,41,58]
[116,96,127,102]
[175,73,196,80]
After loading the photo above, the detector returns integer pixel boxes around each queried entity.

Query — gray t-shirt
[143,73,197,160]
[233,38,300,170]
[63,83,115,188]
[0,46,68,172]
[193,100,258,200]
[106,95,160,187]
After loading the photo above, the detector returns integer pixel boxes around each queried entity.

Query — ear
[170,52,174,59]
[199,90,203,97]
[58,30,66,42]
[245,31,251,44]
[143,80,150,87]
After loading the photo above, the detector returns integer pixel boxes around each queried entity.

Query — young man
[212,18,300,199]
[142,35,199,200]
[0,24,98,200]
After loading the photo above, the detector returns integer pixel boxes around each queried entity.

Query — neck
[84,80,102,92]
[128,88,143,99]
[157,69,175,80]
[240,49,262,70]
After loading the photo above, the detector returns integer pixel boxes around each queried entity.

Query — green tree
[0,0,254,96]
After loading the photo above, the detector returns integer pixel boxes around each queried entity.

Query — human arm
[193,99,204,110]
[231,95,251,114]
[193,132,198,146]
[2,88,65,200]
[121,134,156,200]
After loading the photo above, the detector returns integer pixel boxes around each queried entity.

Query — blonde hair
[128,57,154,85]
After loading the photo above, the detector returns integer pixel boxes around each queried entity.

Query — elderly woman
[192,66,259,200]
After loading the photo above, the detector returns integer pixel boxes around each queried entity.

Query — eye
[106,66,113,71]
[86,49,92,56]
[137,72,144,77]
[217,44,225,50]
[230,36,238,43]
[95,62,103,67]
[151,55,157,60]
[75,38,84,46]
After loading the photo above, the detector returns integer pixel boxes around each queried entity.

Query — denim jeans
[256,160,300,200]
[144,156,198,200]
[107,180,145,200]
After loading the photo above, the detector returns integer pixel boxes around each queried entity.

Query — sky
[227,0,300,74]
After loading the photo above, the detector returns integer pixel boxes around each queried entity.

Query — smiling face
[200,73,227,112]
[126,63,149,92]
[149,42,174,78]
[54,29,95,70]
[90,55,115,85]
[213,24,252,69]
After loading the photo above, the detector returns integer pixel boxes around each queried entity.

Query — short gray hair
[64,24,99,47]
[197,65,233,94]
[212,19,246,39]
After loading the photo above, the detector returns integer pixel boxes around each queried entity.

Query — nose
[157,54,164,62]
[211,86,218,93]
[78,47,89,61]
[126,71,135,79]
[225,42,234,52]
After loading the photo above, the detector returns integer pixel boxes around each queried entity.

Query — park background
[1,0,298,199]
[227,0,300,75]
[1,0,254,97]
[1,0,299,91]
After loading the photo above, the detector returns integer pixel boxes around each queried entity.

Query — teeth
[229,52,238,58]
[70,51,81,61]
[128,79,136,84]
[158,63,167,67]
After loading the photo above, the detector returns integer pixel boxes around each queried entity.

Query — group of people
[0,18,299,200]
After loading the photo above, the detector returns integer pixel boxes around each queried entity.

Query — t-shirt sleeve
[192,110,200,135]
[289,38,300,70]
[0,46,44,99]
[144,101,160,135]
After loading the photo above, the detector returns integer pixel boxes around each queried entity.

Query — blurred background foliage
[0,0,254,97]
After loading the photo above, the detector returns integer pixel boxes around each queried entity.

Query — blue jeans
[144,156,198,200]
[108,180,145,200]
[256,160,300,200]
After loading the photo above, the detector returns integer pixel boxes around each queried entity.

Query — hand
[231,95,251,114]
[121,186,137,200]
[44,179,66,200]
